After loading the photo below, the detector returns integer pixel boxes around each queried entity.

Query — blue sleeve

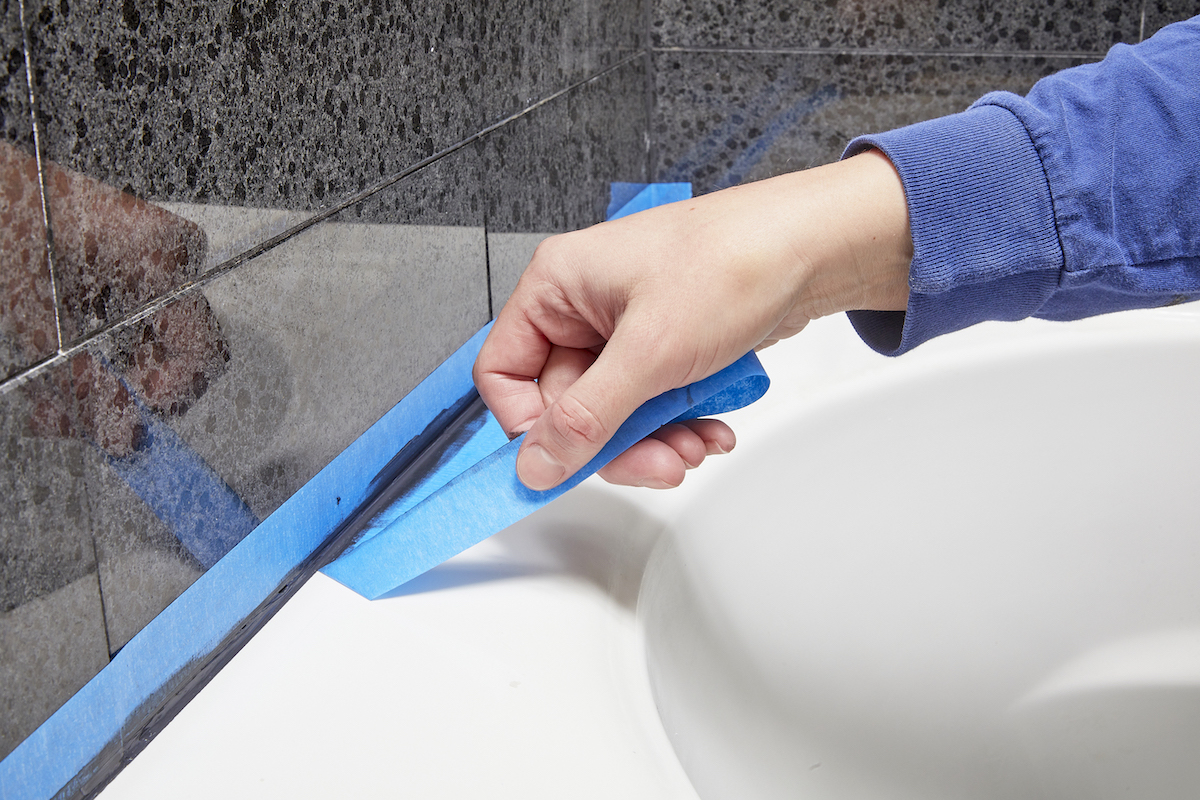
[842,16,1200,356]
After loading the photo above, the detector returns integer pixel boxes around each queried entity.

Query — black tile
[1143,1,1200,38]
[653,50,1090,194]
[0,360,97,613]
[482,57,649,235]
[0,358,112,760]
[0,569,108,761]
[652,0,1142,52]
[25,0,482,341]
[2,3,58,379]
[480,0,643,122]
[43,161,210,344]
[25,0,481,213]
[159,147,488,527]
[1,0,32,150]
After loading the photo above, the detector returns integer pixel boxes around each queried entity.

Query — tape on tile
[0,181,765,799]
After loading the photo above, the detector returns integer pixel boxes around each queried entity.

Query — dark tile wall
[651,0,1200,194]
[0,0,645,770]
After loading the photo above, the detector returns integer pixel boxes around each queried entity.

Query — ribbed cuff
[842,103,1065,355]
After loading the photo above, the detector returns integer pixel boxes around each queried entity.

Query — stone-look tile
[1143,1,1200,38]
[165,149,488,524]
[488,231,550,312]
[0,572,109,760]
[480,0,643,122]
[652,0,1143,52]
[482,58,649,234]
[0,360,96,614]
[43,160,209,344]
[1,0,32,150]
[653,50,1089,194]
[1,139,58,379]
[2,3,58,380]
[0,357,113,760]
[87,452,203,653]
[25,0,479,212]
[23,0,479,340]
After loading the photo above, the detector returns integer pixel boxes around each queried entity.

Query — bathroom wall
[650,0,1200,193]
[1,0,645,767]
[3,0,1198,788]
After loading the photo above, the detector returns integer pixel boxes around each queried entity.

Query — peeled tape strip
[321,334,769,599]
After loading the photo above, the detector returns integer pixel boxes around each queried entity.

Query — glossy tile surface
[652,0,1145,51]
[1144,1,1200,36]
[0,360,111,758]
[2,3,57,379]
[481,0,643,121]
[24,0,480,343]
[483,58,649,235]
[3,0,650,772]
[653,50,1088,192]
[1,0,31,149]
[26,0,479,210]
[165,154,489,524]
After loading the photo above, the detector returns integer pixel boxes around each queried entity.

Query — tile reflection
[653,50,1088,193]
[1,142,56,378]
[45,159,208,343]
[651,0,1144,51]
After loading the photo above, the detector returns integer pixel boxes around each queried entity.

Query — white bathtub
[102,307,1200,799]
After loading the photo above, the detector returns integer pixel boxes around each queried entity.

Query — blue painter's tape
[0,325,492,800]
[106,411,260,569]
[0,182,754,799]
[321,347,769,600]
[607,182,692,220]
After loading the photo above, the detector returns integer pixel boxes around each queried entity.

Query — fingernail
[518,443,565,491]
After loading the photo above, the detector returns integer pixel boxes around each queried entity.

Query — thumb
[515,340,659,491]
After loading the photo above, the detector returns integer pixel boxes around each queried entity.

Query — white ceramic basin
[639,314,1200,800]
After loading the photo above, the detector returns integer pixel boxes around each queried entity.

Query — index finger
[472,306,553,438]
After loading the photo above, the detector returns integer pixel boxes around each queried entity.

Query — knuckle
[547,393,610,452]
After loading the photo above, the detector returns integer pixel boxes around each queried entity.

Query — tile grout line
[0,52,643,397]
[483,210,493,320]
[16,0,65,356]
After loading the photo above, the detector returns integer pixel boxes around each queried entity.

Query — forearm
[846,15,1200,355]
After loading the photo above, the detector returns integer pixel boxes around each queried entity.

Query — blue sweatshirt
[843,16,1200,356]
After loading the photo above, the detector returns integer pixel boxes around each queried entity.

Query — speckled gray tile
[158,149,489,524]
[480,0,643,121]
[652,0,1142,52]
[87,449,202,653]
[2,3,58,379]
[1,0,32,150]
[488,231,550,312]
[1,138,58,379]
[27,1,480,211]
[42,161,210,344]
[1143,1,1200,37]
[482,58,649,234]
[653,50,1090,193]
[0,571,109,760]
[0,360,96,614]
[0,356,113,760]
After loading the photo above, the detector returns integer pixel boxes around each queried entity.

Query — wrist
[791,149,913,319]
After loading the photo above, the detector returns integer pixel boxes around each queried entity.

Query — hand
[473,150,912,490]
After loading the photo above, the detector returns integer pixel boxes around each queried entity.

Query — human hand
[473,150,912,491]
